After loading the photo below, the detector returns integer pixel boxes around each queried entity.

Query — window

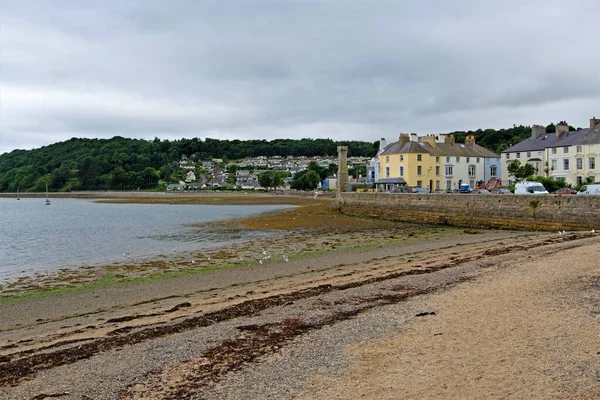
[526,152,531,158]
[563,159,569,171]
[400,155,404,162]
[445,166,453,176]
[577,176,583,185]
[490,165,497,177]
[435,166,440,176]
[435,180,440,190]
[468,165,476,176]
[416,180,423,188]
[466,157,470,163]
[505,153,510,159]
[385,156,389,163]
[417,166,422,176]
[470,180,475,188]
[446,156,450,162]
[552,148,557,155]
[590,157,596,170]
[417,154,422,161]
[577,146,582,153]
[436,157,440,163]
[551,159,557,171]
[538,151,542,157]
[563,146,569,154]
[399,166,404,176]
[576,158,583,170]
[516,152,520,159]
[456,157,460,163]
[446,180,452,190]
[476,157,480,163]
[385,166,390,177]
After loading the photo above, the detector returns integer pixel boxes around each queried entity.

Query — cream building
[502,117,600,186]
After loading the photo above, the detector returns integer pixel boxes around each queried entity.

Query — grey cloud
[1,0,599,154]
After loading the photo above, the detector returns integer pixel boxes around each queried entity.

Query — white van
[514,181,549,195]
[577,184,600,195]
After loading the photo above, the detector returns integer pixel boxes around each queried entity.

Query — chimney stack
[379,138,387,151]
[465,134,476,146]
[409,133,418,142]
[419,134,436,146]
[556,121,569,138]
[399,133,410,146]
[531,125,545,139]
[591,116,600,129]
[447,134,455,145]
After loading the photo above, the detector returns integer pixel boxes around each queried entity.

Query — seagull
[282,255,289,262]
[259,259,263,265]
[592,229,596,234]
[262,250,268,255]
[191,260,196,264]
[207,256,211,261]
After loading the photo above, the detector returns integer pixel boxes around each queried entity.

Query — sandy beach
[0,193,599,399]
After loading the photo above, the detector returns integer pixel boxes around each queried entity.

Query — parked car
[411,187,429,194]
[458,184,471,193]
[491,188,513,195]
[471,189,491,194]
[576,184,600,195]
[514,181,549,195]
[553,188,577,195]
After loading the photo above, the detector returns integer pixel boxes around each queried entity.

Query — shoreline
[1,195,457,298]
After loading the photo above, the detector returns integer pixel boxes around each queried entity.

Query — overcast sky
[1,0,599,155]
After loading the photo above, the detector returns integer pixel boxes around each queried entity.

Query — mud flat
[0,196,599,399]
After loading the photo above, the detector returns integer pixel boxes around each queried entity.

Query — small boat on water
[45,183,51,205]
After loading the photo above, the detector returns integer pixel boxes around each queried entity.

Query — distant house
[185,171,196,182]
[166,182,185,191]
[209,174,228,188]
[236,173,260,190]
[187,182,205,190]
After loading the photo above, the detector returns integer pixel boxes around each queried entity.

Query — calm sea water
[0,198,291,281]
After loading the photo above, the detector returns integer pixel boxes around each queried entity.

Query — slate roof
[547,123,600,147]
[503,132,559,153]
[575,123,600,145]
[381,140,499,158]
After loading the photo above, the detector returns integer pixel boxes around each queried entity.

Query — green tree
[258,170,285,190]
[291,170,320,190]
[507,160,537,180]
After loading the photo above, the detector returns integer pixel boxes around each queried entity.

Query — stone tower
[337,146,348,192]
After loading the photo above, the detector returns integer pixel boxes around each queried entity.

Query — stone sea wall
[336,193,600,231]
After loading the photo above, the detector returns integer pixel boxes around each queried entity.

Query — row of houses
[368,133,502,192]
[367,116,600,192]
[501,117,600,186]
[180,154,367,176]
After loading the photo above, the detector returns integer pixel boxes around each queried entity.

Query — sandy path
[305,238,600,399]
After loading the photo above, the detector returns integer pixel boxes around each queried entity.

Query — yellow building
[378,133,499,192]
